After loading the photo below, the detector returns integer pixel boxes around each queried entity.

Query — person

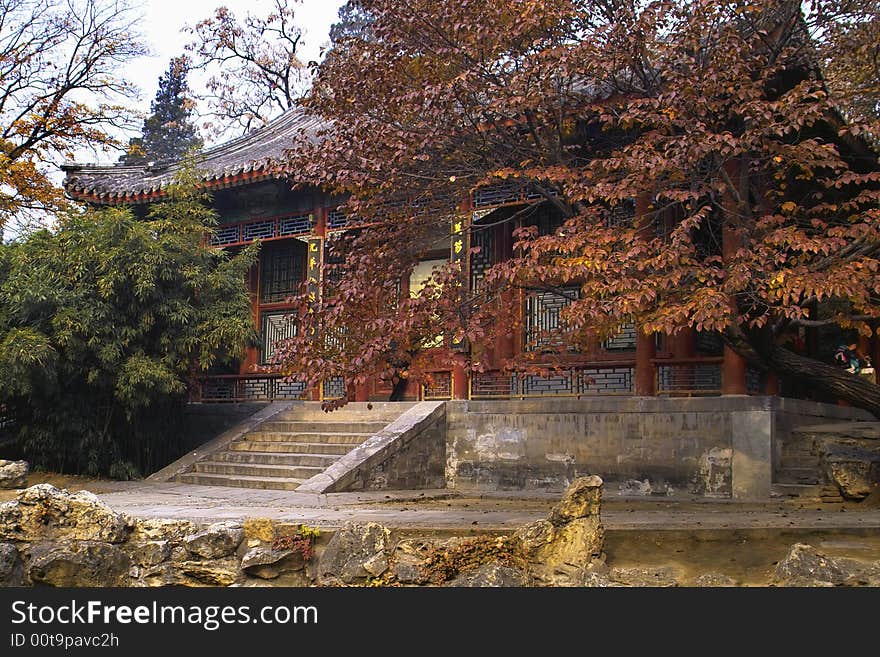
[834,342,872,375]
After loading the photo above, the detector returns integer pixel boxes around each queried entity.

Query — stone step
[213,451,340,467]
[272,402,416,422]
[778,454,820,468]
[193,461,325,479]
[771,482,843,502]
[774,467,821,485]
[272,411,406,423]
[242,431,373,444]
[229,440,354,455]
[258,421,389,433]
[174,472,306,490]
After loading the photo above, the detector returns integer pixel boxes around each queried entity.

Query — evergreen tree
[121,56,202,164]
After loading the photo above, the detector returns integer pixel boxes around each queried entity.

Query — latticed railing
[191,375,308,402]
[322,377,346,400]
[655,357,723,396]
[208,214,312,247]
[472,182,554,210]
[470,363,635,399]
[421,371,453,400]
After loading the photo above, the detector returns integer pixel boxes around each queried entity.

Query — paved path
[94,481,880,532]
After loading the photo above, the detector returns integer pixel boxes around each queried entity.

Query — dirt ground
[0,471,119,503]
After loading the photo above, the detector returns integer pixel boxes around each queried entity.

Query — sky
[99,0,346,161]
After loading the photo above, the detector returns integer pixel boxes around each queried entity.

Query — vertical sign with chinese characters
[306,237,323,338]
[450,215,469,351]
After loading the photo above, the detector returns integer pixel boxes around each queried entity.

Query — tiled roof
[62,110,325,204]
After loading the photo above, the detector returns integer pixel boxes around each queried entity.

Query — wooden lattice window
[525,287,580,351]
[260,312,297,365]
[260,241,305,304]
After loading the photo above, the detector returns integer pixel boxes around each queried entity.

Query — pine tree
[121,56,202,165]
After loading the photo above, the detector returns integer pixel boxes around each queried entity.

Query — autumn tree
[185,0,309,140]
[0,0,145,236]
[0,170,257,477]
[120,56,202,164]
[276,0,880,413]
[817,0,880,126]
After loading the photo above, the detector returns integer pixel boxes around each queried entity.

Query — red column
[635,330,656,396]
[241,265,260,372]
[494,221,516,365]
[722,160,748,395]
[872,330,880,386]
[452,362,469,399]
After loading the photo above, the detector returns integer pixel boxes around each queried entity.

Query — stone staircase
[174,402,416,491]
[772,426,843,503]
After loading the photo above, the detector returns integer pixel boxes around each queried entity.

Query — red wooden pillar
[634,192,656,395]
[353,381,370,402]
[241,264,260,372]
[872,330,880,386]
[722,160,748,395]
[635,331,656,396]
[494,221,516,364]
[452,362,469,399]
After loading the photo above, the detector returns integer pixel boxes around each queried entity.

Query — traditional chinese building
[62,109,851,405]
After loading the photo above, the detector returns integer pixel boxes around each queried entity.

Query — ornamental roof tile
[62,109,324,203]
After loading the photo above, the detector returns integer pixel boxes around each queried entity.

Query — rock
[445,563,529,587]
[771,543,851,587]
[391,539,431,585]
[317,522,390,584]
[610,566,681,587]
[131,518,197,543]
[27,541,130,587]
[240,547,304,580]
[771,544,880,587]
[392,562,426,585]
[618,478,652,496]
[549,475,603,525]
[515,477,605,585]
[0,485,132,543]
[815,437,880,500]
[0,460,28,489]
[127,540,170,567]
[170,546,188,562]
[582,571,622,587]
[183,521,244,559]
[176,560,240,586]
[242,518,277,543]
[140,559,240,587]
[0,542,25,586]
[693,572,738,587]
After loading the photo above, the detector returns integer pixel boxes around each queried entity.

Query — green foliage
[0,169,257,477]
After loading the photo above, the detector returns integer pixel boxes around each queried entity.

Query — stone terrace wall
[445,397,872,498]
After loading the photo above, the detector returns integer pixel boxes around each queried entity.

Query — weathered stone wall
[299,402,447,493]
[445,397,872,498]
[344,414,446,491]
[770,397,874,474]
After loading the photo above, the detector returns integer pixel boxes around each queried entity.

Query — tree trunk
[723,324,880,417]
[765,344,880,418]
[389,376,408,401]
